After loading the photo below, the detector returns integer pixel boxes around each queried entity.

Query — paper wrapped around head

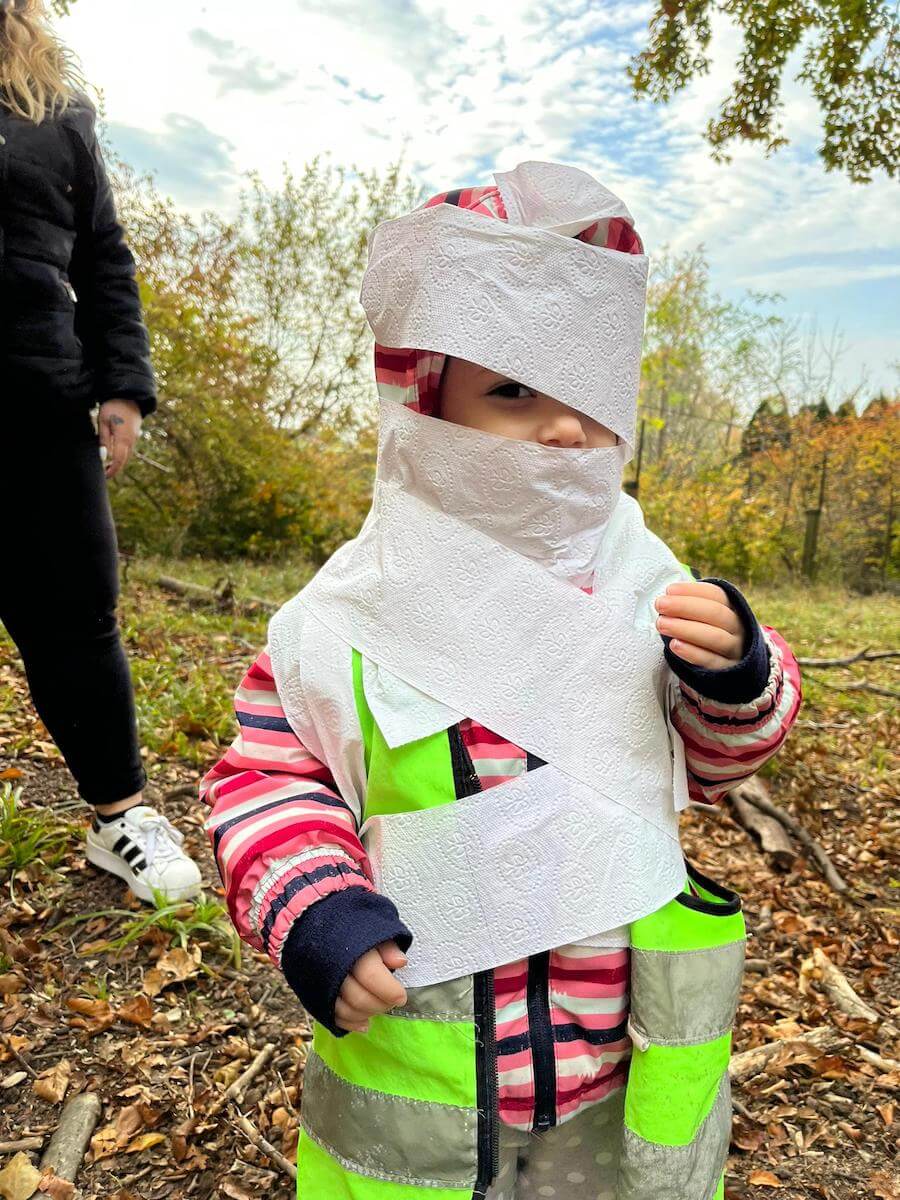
[360,161,648,450]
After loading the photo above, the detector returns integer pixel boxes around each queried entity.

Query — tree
[630,1,899,182]
[105,156,414,561]
[638,249,782,481]
[237,160,418,435]
[741,396,792,458]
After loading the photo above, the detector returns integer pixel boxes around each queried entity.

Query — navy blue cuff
[280,887,413,1037]
[663,577,770,705]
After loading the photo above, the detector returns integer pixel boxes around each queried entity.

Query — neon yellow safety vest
[296,650,745,1200]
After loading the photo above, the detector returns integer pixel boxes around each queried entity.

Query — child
[202,162,801,1200]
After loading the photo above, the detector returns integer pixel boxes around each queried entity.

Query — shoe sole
[85,838,202,904]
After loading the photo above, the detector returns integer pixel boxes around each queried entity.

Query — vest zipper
[473,969,500,1196]
[527,950,557,1132]
[449,724,482,798]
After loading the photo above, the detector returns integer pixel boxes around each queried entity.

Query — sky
[59,0,899,403]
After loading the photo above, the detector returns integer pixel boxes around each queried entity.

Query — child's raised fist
[334,940,408,1034]
[654,581,744,671]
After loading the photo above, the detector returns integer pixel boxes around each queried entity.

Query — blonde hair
[0,0,85,123]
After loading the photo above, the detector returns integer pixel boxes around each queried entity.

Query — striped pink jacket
[202,612,800,1131]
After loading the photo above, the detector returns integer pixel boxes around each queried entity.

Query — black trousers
[0,415,145,806]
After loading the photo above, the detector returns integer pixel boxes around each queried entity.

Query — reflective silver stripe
[397,975,475,1022]
[618,1072,731,1200]
[301,1052,478,1188]
[629,940,745,1046]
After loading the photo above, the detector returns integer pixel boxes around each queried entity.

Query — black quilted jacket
[0,92,156,419]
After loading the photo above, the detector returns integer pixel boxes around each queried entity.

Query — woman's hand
[335,940,408,1033]
[98,398,142,479]
[654,581,744,670]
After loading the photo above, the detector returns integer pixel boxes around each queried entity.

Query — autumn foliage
[642,398,898,590]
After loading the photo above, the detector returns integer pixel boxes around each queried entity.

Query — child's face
[439,357,618,448]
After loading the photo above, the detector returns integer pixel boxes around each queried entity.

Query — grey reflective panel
[630,940,745,1046]
[302,1052,478,1188]
[396,975,475,1022]
[617,1073,731,1200]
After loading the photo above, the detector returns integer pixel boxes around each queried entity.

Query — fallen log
[156,575,278,616]
[737,779,848,893]
[40,1092,101,1181]
[727,778,796,868]
[729,1026,846,1083]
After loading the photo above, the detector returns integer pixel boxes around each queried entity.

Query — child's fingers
[656,616,740,661]
[654,593,741,635]
[334,998,370,1033]
[352,949,407,1007]
[662,581,729,606]
[666,638,735,672]
[378,941,408,971]
[341,972,394,1016]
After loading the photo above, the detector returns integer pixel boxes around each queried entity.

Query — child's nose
[538,416,588,448]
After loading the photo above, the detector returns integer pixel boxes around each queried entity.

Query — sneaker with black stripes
[85,805,202,903]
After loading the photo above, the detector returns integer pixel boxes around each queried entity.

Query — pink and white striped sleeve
[669,627,802,806]
[201,649,374,968]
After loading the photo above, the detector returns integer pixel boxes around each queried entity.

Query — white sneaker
[85,804,202,903]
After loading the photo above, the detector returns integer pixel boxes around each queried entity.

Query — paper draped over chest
[268,405,692,985]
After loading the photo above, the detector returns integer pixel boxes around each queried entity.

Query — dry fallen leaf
[65,997,109,1019]
[219,1184,254,1200]
[731,1117,765,1152]
[88,1124,120,1163]
[213,1060,243,1089]
[64,997,114,1034]
[32,1060,71,1105]
[0,1071,28,1089]
[142,946,201,997]
[0,975,26,997]
[868,1170,899,1200]
[876,1101,894,1126]
[117,994,154,1027]
[748,1171,785,1188]
[36,1172,74,1200]
[0,1151,41,1200]
[125,1132,166,1154]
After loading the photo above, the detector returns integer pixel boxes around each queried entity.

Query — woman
[0,0,200,901]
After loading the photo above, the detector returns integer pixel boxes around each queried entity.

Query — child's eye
[489,382,534,401]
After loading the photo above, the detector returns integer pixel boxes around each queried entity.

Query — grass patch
[62,889,242,968]
[0,781,81,881]
[745,583,900,719]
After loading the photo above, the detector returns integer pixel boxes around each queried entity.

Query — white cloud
[734,262,900,292]
[189,28,297,96]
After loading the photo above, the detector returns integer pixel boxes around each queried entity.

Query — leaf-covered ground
[0,561,897,1200]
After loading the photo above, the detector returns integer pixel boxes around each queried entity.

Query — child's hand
[335,940,408,1033]
[654,581,744,670]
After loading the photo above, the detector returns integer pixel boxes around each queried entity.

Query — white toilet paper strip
[361,203,648,449]
[269,409,690,982]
